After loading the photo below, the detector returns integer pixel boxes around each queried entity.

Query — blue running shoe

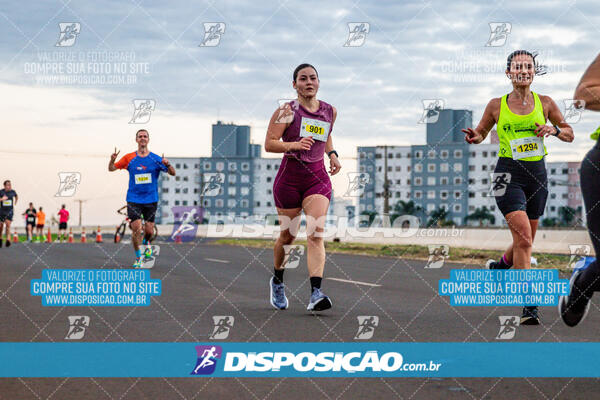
[270,277,288,310]
[132,257,143,269]
[307,288,332,311]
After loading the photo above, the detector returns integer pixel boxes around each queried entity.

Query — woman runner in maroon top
[264,63,341,311]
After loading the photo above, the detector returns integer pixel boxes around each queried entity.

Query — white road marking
[204,258,230,263]
[326,277,381,287]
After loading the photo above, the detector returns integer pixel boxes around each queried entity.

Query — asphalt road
[1,240,599,399]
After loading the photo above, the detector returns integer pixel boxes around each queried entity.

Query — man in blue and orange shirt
[109,129,176,268]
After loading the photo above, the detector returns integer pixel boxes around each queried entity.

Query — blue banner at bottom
[0,342,597,377]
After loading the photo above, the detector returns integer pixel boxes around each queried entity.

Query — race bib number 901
[510,136,544,160]
[135,173,152,184]
[300,117,331,142]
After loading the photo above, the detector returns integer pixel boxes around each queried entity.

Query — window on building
[454,204,461,212]
[427,190,435,199]
[454,177,461,185]
[241,187,249,196]
[216,199,224,207]
[428,164,436,172]
[441,177,448,185]
[228,187,236,196]
[440,150,449,159]
[241,162,250,171]
[204,162,211,170]
[415,191,422,199]
[441,191,448,199]
[415,177,422,186]
[216,162,224,171]
[162,188,169,193]
[454,163,463,172]
[415,164,423,173]
[454,191,461,199]
[427,177,436,185]
[454,150,463,158]
[440,163,449,172]
[428,150,436,159]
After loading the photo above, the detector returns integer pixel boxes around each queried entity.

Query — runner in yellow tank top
[462,50,574,325]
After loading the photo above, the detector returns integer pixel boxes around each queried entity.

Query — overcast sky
[1,0,599,225]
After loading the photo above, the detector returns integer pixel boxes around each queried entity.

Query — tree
[464,206,495,227]
[427,207,453,227]
[541,217,558,227]
[391,200,424,224]
[558,206,576,227]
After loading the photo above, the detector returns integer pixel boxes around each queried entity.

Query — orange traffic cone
[81,227,87,243]
[46,227,52,243]
[68,228,74,243]
[114,227,121,243]
[12,230,18,243]
[95,226,103,243]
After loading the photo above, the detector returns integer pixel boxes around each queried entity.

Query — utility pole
[75,199,86,227]
[383,145,390,215]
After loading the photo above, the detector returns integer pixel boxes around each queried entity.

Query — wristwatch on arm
[327,150,338,158]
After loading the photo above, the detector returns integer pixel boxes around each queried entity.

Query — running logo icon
[563,99,585,124]
[568,244,591,270]
[55,172,81,197]
[199,23,225,47]
[129,99,155,124]
[354,316,379,339]
[170,206,202,242]
[282,245,304,269]
[55,23,80,47]
[209,316,234,340]
[65,316,89,340]
[485,22,511,47]
[344,23,370,47]
[490,172,511,196]
[496,316,519,340]
[275,99,298,124]
[202,173,224,196]
[418,99,445,124]
[191,345,222,375]
[344,172,370,197]
[425,245,449,269]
